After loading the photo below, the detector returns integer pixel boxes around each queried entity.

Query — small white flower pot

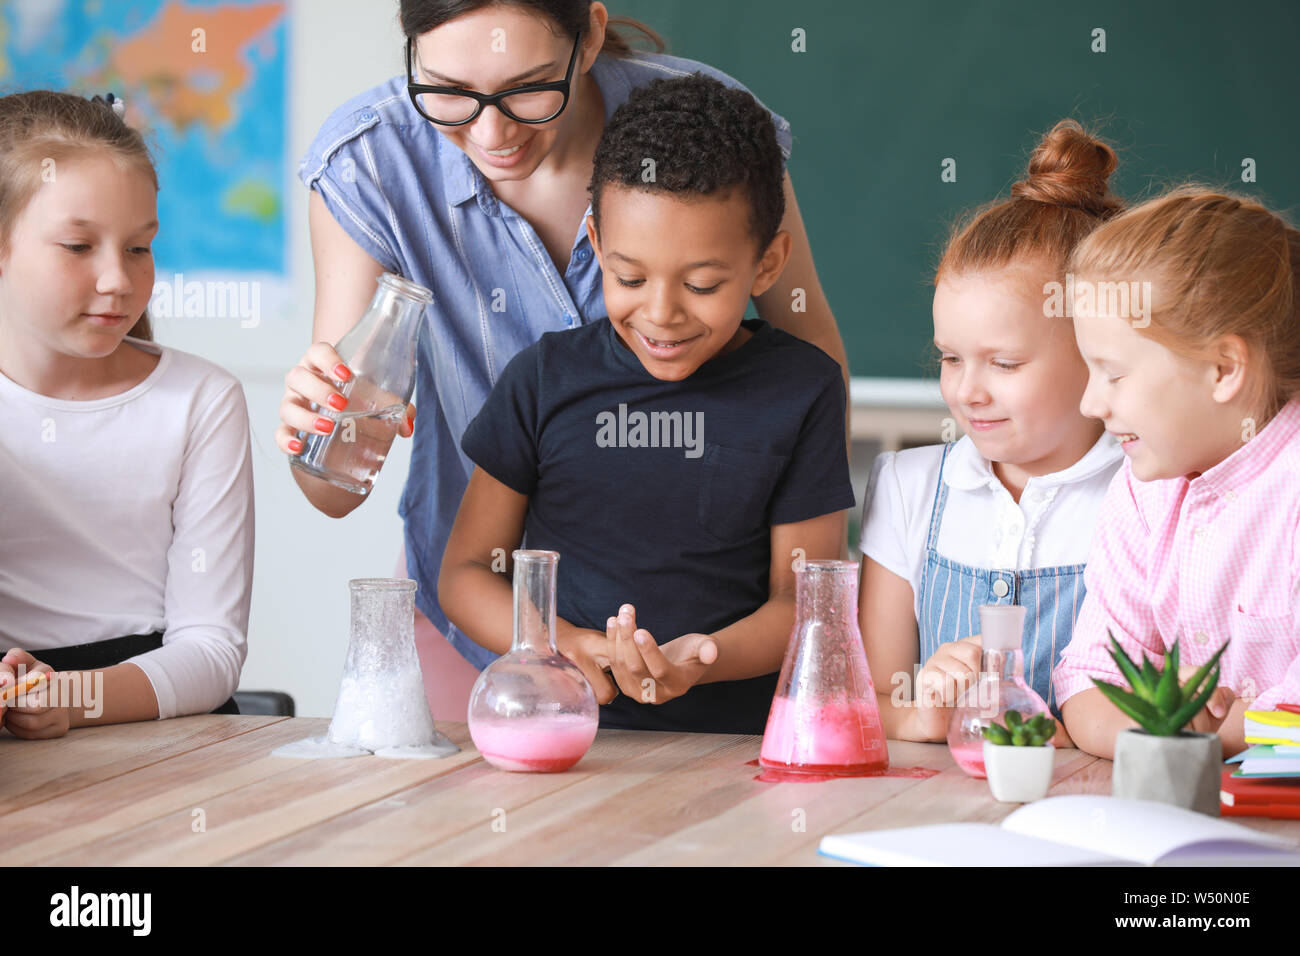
[982,741,1055,803]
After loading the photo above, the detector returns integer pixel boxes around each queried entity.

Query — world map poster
[1,0,288,326]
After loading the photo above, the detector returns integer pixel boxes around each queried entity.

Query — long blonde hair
[1070,188,1300,422]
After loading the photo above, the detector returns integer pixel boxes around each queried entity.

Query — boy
[439,74,853,733]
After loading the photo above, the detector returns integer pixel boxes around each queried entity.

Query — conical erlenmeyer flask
[947,604,1052,778]
[290,272,431,496]
[271,578,458,760]
[468,551,599,772]
[760,560,889,775]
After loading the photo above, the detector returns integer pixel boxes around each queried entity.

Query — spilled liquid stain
[746,759,941,784]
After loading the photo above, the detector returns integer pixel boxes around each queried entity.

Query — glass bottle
[760,560,889,775]
[468,551,599,773]
[947,604,1052,778]
[290,272,432,496]
[326,578,456,756]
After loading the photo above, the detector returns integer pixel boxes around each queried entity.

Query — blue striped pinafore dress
[917,443,1086,716]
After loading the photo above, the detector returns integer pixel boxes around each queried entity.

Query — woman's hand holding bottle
[276,341,415,457]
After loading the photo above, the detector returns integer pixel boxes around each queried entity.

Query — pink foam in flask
[467,551,598,773]
[760,560,889,776]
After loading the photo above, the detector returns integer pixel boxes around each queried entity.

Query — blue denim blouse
[299,51,793,669]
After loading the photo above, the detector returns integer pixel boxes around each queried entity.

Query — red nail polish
[288,438,303,454]
[333,364,352,382]
[315,417,335,434]
[327,393,347,411]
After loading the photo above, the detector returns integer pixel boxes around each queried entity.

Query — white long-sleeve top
[0,337,254,718]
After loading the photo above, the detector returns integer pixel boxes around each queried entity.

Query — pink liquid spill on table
[470,714,597,773]
[747,760,938,783]
[759,695,889,775]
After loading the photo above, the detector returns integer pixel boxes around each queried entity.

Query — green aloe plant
[1091,631,1228,736]
[982,710,1055,746]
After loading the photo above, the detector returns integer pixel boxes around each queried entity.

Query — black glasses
[405,30,582,126]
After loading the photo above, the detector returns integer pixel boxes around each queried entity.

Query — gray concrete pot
[1111,728,1222,816]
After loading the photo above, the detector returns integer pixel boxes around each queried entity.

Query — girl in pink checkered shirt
[1057,189,1300,759]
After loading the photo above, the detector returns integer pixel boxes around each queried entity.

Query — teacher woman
[277,0,847,698]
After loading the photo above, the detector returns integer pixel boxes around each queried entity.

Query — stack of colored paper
[1222,708,1300,817]
[1244,707,1300,746]
[1228,743,1300,777]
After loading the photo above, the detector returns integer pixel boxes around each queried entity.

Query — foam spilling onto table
[271,577,460,761]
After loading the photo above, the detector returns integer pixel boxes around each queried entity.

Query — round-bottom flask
[468,551,598,772]
[947,604,1052,778]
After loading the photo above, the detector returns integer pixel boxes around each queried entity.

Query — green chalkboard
[612,0,1300,379]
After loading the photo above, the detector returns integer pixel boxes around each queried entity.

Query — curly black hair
[589,73,786,257]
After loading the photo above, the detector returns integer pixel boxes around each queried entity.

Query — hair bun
[1010,119,1122,217]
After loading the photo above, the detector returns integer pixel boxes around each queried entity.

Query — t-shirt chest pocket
[696,444,788,542]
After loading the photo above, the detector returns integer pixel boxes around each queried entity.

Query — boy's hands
[556,623,617,705]
[556,605,720,707]
[607,604,717,706]
[0,649,69,739]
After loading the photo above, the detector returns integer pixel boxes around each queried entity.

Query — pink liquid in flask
[948,738,987,778]
[760,695,888,775]
[471,713,597,773]
[467,551,600,774]
[758,560,890,776]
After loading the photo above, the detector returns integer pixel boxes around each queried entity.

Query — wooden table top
[3,716,1297,866]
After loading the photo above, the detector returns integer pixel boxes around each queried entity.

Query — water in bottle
[290,272,431,495]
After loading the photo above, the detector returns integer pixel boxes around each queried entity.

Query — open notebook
[819,796,1300,866]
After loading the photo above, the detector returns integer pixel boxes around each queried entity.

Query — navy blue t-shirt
[460,318,855,734]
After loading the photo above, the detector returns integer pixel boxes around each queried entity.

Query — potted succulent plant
[981,710,1056,803]
[1092,633,1228,816]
